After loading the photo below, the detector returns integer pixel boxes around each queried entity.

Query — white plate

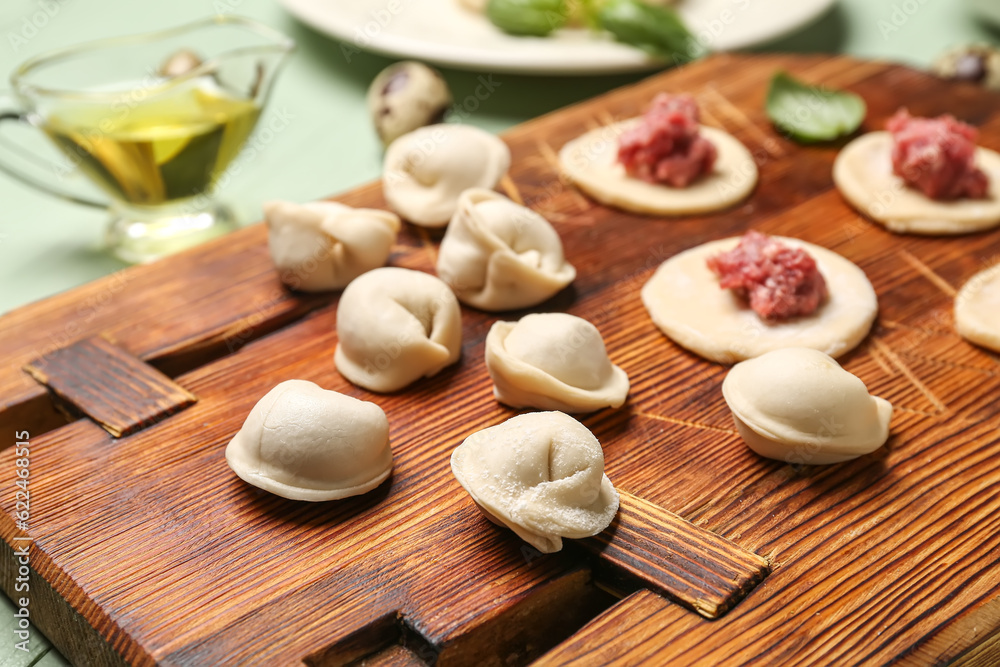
[278,0,836,75]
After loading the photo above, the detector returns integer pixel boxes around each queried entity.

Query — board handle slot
[580,491,770,619]
[23,336,197,438]
[306,568,617,667]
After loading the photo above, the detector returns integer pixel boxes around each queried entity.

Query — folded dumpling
[451,411,619,554]
[334,267,462,392]
[722,348,892,464]
[436,189,576,311]
[486,313,629,412]
[264,200,400,292]
[382,124,510,228]
[226,380,393,501]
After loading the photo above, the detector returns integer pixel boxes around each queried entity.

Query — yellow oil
[43,78,260,206]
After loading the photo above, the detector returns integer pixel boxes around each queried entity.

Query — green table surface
[0,0,997,664]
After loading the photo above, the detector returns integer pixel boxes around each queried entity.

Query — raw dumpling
[722,348,892,465]
[226,380,393,501]
[382,124,510,228]
[436,189,576,311]
[450,411,619,554]
[335,267,462,392]
[485,313,629,412]
[264,199,400,292]
[955,262,1000,351]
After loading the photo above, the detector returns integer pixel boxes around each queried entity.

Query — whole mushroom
[368,61,453,146]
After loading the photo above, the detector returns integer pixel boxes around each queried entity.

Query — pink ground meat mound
[617,93,717,187]
[887,108,989,200]
[706,231,828,321]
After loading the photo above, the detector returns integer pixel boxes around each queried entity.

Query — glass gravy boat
[0,16,294,263]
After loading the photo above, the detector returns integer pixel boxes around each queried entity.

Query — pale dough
[382,124,510,228]
[226,380,393,501]
[955,262,1000,352]
[833,131,1000,235]
[558,120,758,216]
[450,411,619,554]
[641,236,878,363]
[264,200,400,292]
[335,267,462,392]
[436,188,576,311]
[722,348,892,465]
[485,313,629,412]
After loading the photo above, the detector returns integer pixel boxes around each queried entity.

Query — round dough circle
[955,263,1000,352]
[558,120,758,215]
[833,131,1000,235]
[640,236,878,363]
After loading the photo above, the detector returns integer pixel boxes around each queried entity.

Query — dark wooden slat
[305,612,403,667]
[532,589,689,667]
[23,337,196,438]
[355,645,428,667]
[430,568,614,667]
[582,491,770,618]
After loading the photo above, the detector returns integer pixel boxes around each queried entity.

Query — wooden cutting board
[3,53,1000,666]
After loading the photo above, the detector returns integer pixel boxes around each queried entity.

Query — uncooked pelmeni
[382,124,511,228]
[436,189,576,311]
[264,200,400,292]
[335,267,462,392]
[226,380,393,500]
[558,120,758,216]
[485,313,629,412]
[450,411,619,554]
[641,236,878,363]
[955,263,1000,352]
[833,132,1000,235]
[722,348,892,464]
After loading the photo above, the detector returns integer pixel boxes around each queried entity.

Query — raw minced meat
[707,231,828,321]
[887,108,989,200]
[617,93,717,187]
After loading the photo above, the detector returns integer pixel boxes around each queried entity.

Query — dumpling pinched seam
[437,189,575,311]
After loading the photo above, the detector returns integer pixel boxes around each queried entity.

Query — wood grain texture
[581,490,770,618]
[354,645,427,667]
[23,337,197,438]
[532,589,687,667]
[1,54,1000,666]
[0,227,334,443]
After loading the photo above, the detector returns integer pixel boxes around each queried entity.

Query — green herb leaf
[597,0,701,64]
[575,0,602,29]
[766,71,867,143]
[487,0,569,37]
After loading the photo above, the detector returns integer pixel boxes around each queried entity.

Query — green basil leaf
[766,71,867,143]
[597,0,702,64]
[487,0,569,37]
